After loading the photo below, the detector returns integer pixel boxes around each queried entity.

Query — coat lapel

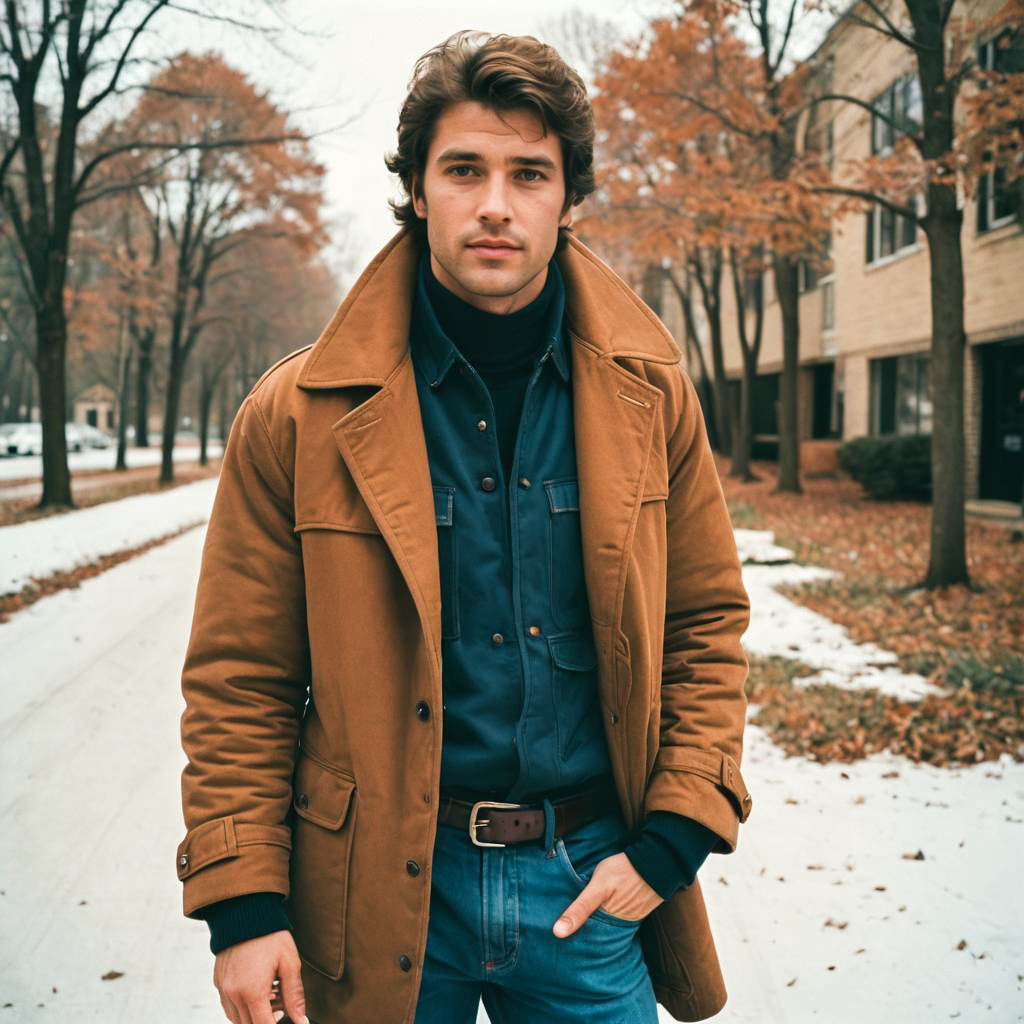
[294,226,683,674]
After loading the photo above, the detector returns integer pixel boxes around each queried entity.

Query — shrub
[837,434,932,500]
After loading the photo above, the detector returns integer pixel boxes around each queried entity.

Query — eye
[518,169,545,182]
[447,165,477,178]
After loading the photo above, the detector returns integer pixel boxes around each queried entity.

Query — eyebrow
[435,148,558,171]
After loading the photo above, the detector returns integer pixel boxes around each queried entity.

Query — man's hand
[213,929,309,1024]
[553,852,665,937]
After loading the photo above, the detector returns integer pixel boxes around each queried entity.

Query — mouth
[468,241,521,258]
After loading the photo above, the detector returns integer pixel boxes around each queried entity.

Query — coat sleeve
[641,364,753,854]
[175,391,309,918]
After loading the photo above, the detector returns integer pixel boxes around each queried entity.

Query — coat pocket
[285,754,357,980]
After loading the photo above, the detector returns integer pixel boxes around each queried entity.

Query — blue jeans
[413,798,660,1023]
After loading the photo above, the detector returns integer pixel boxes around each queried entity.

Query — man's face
[411,100,573,314]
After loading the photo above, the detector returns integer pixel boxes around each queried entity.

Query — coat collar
[295,226,680,391]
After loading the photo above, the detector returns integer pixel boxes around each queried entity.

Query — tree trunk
[116,345,133,471]
[730,347,758,481]
[160,346,185,484]
[772,254,802,493]
[198,361,213,466]
[134,326,155,447]
[218,374,230,453]
[922,187,969,586]
[35,302,74,508]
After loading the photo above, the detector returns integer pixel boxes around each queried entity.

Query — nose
[477,174,512,224]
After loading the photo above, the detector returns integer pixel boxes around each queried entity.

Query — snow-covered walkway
[1,495,1020,1022]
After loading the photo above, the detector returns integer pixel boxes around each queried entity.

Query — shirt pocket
[548,630,600,763]
[433,484,459,641]
[544,477,589,631]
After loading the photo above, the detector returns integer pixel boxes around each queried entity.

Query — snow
[0,442,222,481]
[1,487,1019,1022]
[707,721,1024,1023]
[0,477,218,595]
[734,528,938,701]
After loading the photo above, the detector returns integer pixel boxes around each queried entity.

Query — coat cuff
[176,816,293,917]
[622,812,720,900]
[642,746,752,853]
[196,892,292,954]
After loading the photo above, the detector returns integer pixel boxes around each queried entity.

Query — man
[177,30,753,1024]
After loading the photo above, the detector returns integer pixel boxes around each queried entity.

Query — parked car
[0,423,23,456]
[65,422,87,452]
[75,423,114,448]
[3,422,42,456]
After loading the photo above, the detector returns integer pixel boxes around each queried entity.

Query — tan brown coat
[177,226,754,1022]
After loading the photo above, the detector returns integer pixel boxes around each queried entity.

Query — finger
[244,992,276,1024]
[280,956,309,1024]
[219,992,240,1024]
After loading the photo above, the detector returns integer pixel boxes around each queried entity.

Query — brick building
[654,0,1023,502]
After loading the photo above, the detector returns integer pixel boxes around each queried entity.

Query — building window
[975,30,1024,233]
[865,73,921,265]
[977,166,1020,232]
[821,278,836,333]
[869,353,932,436]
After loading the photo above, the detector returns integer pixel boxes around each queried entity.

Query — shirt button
[399,954,412,971]
[528,625,541,636]
[477,419,487,431]
[481,476,496,492]
[406,859,421,876]
[491,632,504,645]
[518,477,531,488]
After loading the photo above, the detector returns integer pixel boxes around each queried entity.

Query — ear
[558,198,574,230]
[411,173,428,220]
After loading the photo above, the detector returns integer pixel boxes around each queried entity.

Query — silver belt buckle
[468,800,523,848]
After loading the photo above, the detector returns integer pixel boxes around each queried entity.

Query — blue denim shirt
[410,251,614,802]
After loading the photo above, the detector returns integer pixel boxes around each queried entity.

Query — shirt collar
[411,251,569,387]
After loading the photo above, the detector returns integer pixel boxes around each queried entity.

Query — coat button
[477,419,487,431]
[481,476,496,492]
[415,700,430,721]
[518,477,531,488]
[179,854,189,867]
[399,954,412,971]
[528,625,541,636]
[491,632,504,645]
[296,793,310,809]
[406,859,420,876]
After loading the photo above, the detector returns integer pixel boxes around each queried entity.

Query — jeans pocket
[554,821,644,929]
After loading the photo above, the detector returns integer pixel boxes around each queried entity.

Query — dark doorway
[979,338,1024,502]
[811,362,836,439]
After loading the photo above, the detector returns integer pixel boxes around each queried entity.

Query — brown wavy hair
[384,30,595,253]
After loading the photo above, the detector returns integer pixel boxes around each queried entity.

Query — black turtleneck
[422,255,559,483]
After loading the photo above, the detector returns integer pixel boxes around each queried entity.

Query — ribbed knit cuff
[622,811,720,901]
[195,892,292,955]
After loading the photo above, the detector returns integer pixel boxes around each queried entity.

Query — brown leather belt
[437,776,618,848]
